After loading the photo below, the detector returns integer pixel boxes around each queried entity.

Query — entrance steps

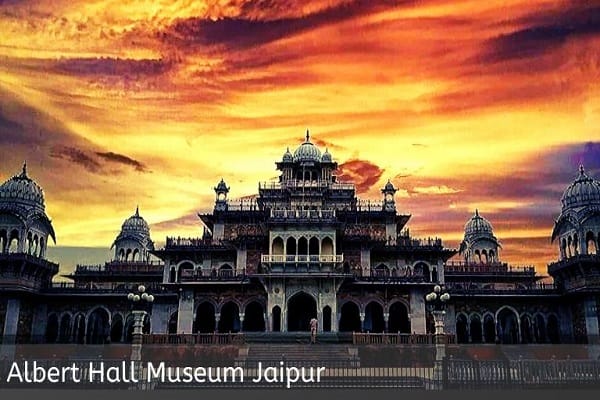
[236,343,360,368]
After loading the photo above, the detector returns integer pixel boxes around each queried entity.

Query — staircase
[236,343,360,368]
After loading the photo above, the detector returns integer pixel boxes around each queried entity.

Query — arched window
[272,306,281,332]
[497,308,519,344]
[110,314,124,343]
[86,308,110,344]
[73,313,86,344]
[45,314,59,343]
[456,315,468,343]
[374,264,389,278]
[219,264,234,278]
[194,302,216,333]
[218,302,240,333]
[364,302,384,333]
[309,237,319,255]
[298,237,308,255]
[547,315,560,344]
[414,262,430,282]
[271,237,284,255]
[586,231,597,255]
[520,315,532,344]
[177,262,194,282]
[132,249,140,262]
[483,315,496,343]
[388,302,410,333]
[243,301,265,332]
[286,237,296,255]
[59,314,72,343]
[322,306,332,332]
[8,230,19,253]
[339,302,361,332]
[321,237,334,255]
[470,315,482,343]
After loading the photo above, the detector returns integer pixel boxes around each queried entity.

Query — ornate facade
[1,135,599,351]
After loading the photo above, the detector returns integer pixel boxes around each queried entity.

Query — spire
[20,161,27,178]
[579,164,585,176]
[305,129,310,142]
[475,209,479,217]
[135,205,139,217]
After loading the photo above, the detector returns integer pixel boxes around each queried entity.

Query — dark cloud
[96,152,149,173]
[337,159,384,193]
[482,5,600,63]
[50,146,102,173]
[52,57,173,77]
[150,212,202,231]
[160,0,403,50]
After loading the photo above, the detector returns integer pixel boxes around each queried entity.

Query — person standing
[310,317,318,344]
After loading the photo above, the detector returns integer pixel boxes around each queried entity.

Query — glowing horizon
[1,0,600,273]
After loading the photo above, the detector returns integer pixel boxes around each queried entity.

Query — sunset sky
[1,0,599,275]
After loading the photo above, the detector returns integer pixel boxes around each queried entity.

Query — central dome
[121,207,150,233]
[293,131,322,163]
[464,209,494,238]
[560,165,600,210]
[0,163,45,211]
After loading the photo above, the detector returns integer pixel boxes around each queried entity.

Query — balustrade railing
[143,333,245,345]
[261,254,344,263]
[352,333,456,345]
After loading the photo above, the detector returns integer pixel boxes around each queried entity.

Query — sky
[1,0,600,276]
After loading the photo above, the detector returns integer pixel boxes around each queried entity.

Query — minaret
[381,180,397,212]
[214,178,230,211]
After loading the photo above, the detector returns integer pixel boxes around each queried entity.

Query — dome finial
[20,161,28,178]
[475,208,479,217]
[579,164,585,176]
[135,205,139,217]
[306,129,310,142]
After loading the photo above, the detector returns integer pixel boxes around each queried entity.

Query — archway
[168,312,178,334]
[110,315,123,343]
[45,314,59,343]
[321,237,333,255]
[272,237,284,255]
[124,314,135,343]
[364,302,385,333]
[547,315,560,344]
[73,313,86,344]
[456,315,468,343]
[298,237,308,255]
[243,301,265,332]
[59,314,72,343]
[534,314,546,343]
[520,315,533,344]
[483,315,496,343]
[339,302,361,332]
[388,302,411,333]
[287,292,316,331]
[87,308,110,344]
[272,306,281,332]
[322,306,332,332]
[195,302,216,333]
[286,237,296,255]
[470,316,482,343]
[497,308,519,344]
[218,302,240,333]
[309,237,319,255]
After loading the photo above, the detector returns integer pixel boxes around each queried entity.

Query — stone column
[130,310,146,361]
[150,303,170,334]
[1,298,21,360]
[177,289,194,334]
[360,248,371,277]
[409,288,427,334]
[30,304,48,343]
[239,313,245,332]
[383,312,390,333]
[236,248,247,275]
[359,312,365,332]
[584,297,599,345]
[214,313,221,332]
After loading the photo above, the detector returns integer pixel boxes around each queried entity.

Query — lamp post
[127,285,154,362]
[425,284,450,390]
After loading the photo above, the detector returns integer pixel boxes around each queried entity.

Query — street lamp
[127,285,154,363]
[425,284,450,389]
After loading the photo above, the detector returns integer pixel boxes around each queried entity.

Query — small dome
[293,131,322,163]
[560,165,600,210]
[283,147,293,162]
[383,180,396,192]
[121,206,150,234]
[321,148,332,163]
[464,209,494,238]
[0,163,45,211]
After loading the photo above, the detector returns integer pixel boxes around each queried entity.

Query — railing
[261,254,344,263]
[143,333,245,345]
[548,254,600,274]
[353,333,456,345]
[445,261,536,275]
[396,236,444,249]
[226,199,260,211]
[270,208,336,220]
[74,261,163,275]
[446,283,558,295]
[0,253,59,270]
[164,237,232,249]
[47,282,168,293]
[356,199,384,211]
[259,180,355,191]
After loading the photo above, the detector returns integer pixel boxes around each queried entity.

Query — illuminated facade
[0,134,599,348]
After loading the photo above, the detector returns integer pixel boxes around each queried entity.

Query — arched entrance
[45,314,59,343]
[195,302,216,333]
[218,302,240,333]
[364,302,384,333]
[322,306,332,332]
[497,308,519,344]
[168,312,178,334]
[456,315,468,343]
[287,292,316,332]
[243,301,265,332]
[470,316,482,343]
[339,302,361,332]
[388,302,411,333]
[110,314,123,342]
[86,308,109,344]
[272,306,281,332]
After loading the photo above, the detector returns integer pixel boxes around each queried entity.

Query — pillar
[236,248,247,275]
[584,297,599,345]
[1,298,21,360]
[360,248,371,276]
[359,312,365,332]
[409,288,427,334]
[150,303,170,334]
[30,304,48,343]
[383,312,389,333]
[177,289,194,334]
[214,313,220,332]
[130,310,146,361]
[239,313,245,332]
